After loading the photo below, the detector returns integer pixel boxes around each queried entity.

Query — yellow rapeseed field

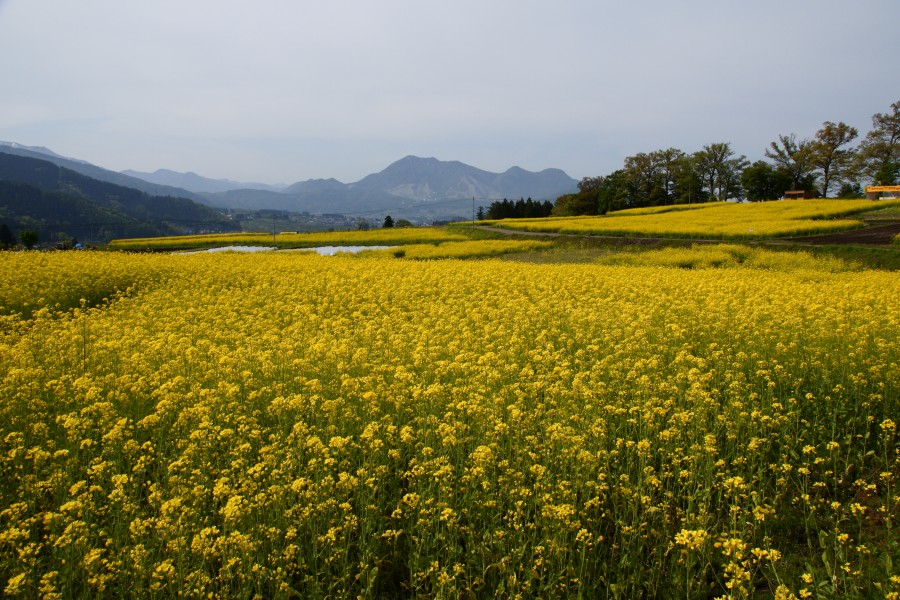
[1,250,898,598]
[358,239,552,260]
[479,199,900,239]
[595,243,858,273]
[108,228,469,251]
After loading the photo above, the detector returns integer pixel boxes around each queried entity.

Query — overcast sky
[1,1,898,185]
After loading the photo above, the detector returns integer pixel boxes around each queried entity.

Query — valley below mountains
[0,143,578,243]
[128,155,579,221]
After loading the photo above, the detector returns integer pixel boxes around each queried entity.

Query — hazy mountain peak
[351,155,577,202]
[397,154,438,163]
[282,178,347,194]
[0,141,87,164]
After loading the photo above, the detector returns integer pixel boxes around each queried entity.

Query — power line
[347,196,486,216]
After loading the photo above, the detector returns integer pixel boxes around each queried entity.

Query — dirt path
[472,226,672,245]
[784,222,900,245]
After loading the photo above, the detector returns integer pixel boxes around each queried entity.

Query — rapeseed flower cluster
[0,249,897,597]
[596,243,856,273]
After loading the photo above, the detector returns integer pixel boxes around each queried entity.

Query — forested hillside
[0,153,238,244]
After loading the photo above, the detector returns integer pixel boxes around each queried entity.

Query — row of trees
[380,216,414,228]
[554,100,900,216]
[479,197,554,220]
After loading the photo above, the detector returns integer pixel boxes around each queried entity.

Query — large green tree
[693,143,747,201]
[855,100,900,185]
[552,177,604,216]
[765,134,818,191]
[741,161,793,201]
[595,170,629,214]
[623,152,665,207]
[671,155,705,204]
[19,229,38,250]
[650,148,686,204]
[621,148,701,207]
[0,223,16,249]
[812,121,858,197]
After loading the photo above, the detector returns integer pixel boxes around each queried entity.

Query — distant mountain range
[121,155,578,207]
[0,148,237,244]
[1,142,578,223]
[187,155,578,220]
[121,168,286,194]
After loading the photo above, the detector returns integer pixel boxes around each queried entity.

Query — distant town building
[784,190,813,200]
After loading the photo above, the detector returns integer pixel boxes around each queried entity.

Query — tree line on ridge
[547,99,900,217]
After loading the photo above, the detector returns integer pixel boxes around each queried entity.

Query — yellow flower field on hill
[480,199,900,239]
[0,250,898,598]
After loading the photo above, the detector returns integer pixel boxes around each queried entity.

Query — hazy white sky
[1,0,898,184]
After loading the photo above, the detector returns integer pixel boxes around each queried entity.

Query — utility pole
[472,196,475,229]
